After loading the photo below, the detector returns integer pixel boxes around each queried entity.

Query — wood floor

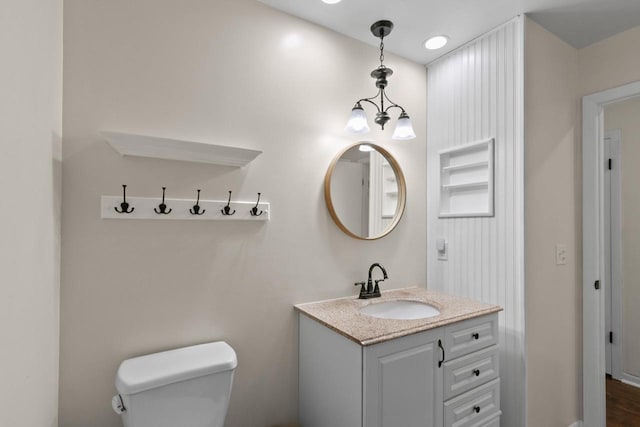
[607,376,640,426]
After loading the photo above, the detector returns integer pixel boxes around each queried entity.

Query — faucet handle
[354,282,366,297]
[373,279,384,295]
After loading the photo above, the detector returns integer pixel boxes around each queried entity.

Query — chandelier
[345,20,416,140]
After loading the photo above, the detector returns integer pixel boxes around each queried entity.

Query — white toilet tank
[113,341,237,427]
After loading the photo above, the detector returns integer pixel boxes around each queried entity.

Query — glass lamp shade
[392,112,416,140]
[345,105,370,134]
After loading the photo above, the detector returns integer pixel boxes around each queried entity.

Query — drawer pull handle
[473,405,481,414]
[471,332,480,340]
[473,369,480,376]
[438,339,445,367]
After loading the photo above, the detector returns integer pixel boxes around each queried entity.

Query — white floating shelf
[441,181,489,190]
[102,131,262,167]
[101,196,270,221]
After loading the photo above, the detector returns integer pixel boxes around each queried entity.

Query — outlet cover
[556,244,567,265]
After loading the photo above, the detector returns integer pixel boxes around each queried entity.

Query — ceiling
[258,0,640,64]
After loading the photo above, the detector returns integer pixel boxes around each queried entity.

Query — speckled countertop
[295,287,502,346]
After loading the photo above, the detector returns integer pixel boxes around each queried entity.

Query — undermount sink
[359,300,441,320]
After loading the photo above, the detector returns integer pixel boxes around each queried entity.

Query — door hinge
[609,331,613,344]
[608,158,612,170]
[594,280,600,290]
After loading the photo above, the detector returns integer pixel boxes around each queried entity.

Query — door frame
[582,80,640,427]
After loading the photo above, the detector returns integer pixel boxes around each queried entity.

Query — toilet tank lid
[116,341,237,395]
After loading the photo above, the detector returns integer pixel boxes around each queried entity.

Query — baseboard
[621,377,640,389]
[568,421,583,427]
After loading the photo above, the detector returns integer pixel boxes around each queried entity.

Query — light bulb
[345,104,370,134]
[392,112,416,140]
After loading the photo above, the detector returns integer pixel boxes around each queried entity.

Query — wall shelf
[102,131,262,167]
[102,195,270,221]
[381,160,398,219]
[441,181,489,190]
[439,138,494,218]
[442,160,489,172]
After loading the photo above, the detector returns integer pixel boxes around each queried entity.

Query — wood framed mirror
[324,142,407,240]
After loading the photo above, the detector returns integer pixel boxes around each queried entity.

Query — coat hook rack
[250,193,263,216]
[154,187,172,214]
[189,189,206,215]
[221,190,236,216]
[114,184,134,213]
[102,189,269,221]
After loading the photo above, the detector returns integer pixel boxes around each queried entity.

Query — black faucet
[354,263,388,299]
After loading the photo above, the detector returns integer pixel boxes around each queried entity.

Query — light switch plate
[437,238,448,261]
[556,244,567,265]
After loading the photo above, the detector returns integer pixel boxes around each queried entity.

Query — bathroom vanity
[296,287,502,427]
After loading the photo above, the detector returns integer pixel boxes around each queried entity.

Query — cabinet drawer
[444,378,500,427]
[443,345,499,400]
[444,314,498,360]
[479,414,500,427]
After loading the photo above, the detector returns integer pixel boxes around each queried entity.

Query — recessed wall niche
[438,138,494,218]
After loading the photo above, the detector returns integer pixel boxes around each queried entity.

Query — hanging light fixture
[345,20,416,140]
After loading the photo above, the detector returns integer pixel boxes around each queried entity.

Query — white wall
[524,18,581,427]
[0,1,62,426]
[605,98,640,379]
[60,1,427,426]
[426,17,525,427]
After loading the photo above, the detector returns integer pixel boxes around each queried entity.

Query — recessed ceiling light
[322,0,342,4]
[424,35,449,50]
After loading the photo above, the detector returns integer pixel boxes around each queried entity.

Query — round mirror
[324,142,406,240]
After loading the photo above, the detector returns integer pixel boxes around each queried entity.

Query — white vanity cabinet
[299,312,500,427]
[363,326,443,427]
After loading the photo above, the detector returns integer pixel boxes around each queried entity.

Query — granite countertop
[295,287,502,346]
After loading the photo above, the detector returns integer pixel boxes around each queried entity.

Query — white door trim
[582,80,640,427]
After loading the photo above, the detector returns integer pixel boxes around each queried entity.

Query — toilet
[112,341,237,427]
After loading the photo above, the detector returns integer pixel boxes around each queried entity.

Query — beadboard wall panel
[426,17,525,427]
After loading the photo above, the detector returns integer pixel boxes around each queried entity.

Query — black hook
[250,192,263,216]
[221,190,236,216]
[114,184,134,214]
[154,187,172,214]
[189,189,206,215]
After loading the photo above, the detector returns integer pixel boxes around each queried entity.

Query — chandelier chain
[379,36,385,67]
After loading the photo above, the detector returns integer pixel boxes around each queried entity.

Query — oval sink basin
[359,300,440,320]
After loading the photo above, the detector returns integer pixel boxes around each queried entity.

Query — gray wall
[0,0,62,426]
[60,1,427,426]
